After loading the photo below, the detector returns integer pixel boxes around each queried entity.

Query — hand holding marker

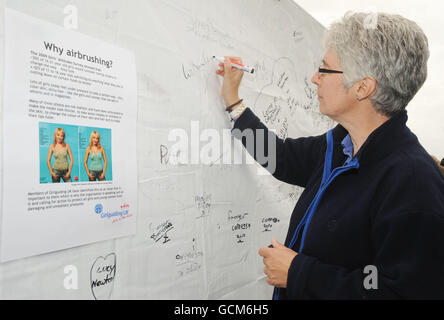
[213,56,255,74]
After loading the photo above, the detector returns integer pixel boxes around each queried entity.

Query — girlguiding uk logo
[95,204,103,214]
[94,203,129,219]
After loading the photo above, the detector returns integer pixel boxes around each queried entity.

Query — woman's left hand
[258,238,298,288]
[100,173,105,180]
[64,173,71,180]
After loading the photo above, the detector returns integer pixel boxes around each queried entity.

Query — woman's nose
[311,72,320,85]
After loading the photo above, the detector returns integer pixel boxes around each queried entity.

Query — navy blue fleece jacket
[232,108,444,299]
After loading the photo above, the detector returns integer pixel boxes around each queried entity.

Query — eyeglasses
[318,67,343,75]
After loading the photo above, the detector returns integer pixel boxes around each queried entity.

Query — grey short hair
[324,12,430,117]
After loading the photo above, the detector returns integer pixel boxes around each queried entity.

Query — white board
[0,0,331,299]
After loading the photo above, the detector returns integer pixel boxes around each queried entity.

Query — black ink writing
[90,253,116,300]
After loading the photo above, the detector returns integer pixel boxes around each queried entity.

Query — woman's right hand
[50,172,57,179]
[216,56,244,107]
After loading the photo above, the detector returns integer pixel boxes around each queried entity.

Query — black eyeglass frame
[318,68,343,74]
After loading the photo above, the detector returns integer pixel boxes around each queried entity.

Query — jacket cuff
[232,108,260,131]
[286,253,316,299]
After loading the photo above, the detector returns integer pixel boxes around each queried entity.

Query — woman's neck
[338,103,390,157]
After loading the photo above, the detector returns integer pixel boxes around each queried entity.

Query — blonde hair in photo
[53,128,65,146]
[89,130,102,149]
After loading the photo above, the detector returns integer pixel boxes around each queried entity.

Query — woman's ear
[356,77,377,101]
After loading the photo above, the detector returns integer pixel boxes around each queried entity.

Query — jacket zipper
[273,130,359,300]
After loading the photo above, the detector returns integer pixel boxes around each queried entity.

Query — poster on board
[1,9,138,262]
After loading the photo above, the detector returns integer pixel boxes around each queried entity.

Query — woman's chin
[319,100,337,116]
[319,100,328,116]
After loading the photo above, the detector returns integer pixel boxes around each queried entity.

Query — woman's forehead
[323,48,341,67]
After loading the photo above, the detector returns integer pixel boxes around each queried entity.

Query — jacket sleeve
[286,209,444,299]
[232,108,325,188]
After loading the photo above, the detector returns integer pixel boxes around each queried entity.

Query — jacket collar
[331,110,413,166]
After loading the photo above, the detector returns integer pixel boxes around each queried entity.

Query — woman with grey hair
[217,12,444,299]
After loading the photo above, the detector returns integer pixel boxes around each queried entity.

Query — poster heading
[44,41,114,69]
